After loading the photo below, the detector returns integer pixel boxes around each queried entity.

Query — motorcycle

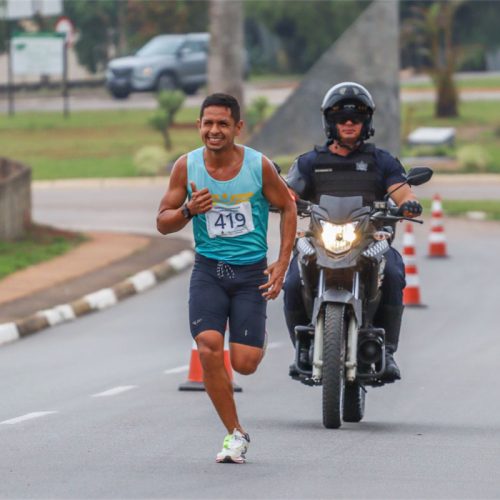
[289,167,433,429]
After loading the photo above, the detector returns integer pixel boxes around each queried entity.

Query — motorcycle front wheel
[343,382,366,422]
[322,303,347,429]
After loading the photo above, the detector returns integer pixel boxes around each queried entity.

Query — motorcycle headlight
[320,221,358,254]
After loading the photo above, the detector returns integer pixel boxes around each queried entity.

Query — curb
[0,249,195,348]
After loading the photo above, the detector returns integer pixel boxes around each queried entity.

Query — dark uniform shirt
[288,142,407,202]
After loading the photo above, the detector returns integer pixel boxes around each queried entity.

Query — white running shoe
[215,429,250,464]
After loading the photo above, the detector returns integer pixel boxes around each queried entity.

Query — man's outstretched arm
[260,157,297,300]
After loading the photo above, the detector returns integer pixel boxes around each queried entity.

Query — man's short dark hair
[200,93,241,123]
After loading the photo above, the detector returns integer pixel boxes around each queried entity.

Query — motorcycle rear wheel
[322,304,347,429]
[343,382,366,422]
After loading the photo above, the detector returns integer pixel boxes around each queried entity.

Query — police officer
[283,82,423,382]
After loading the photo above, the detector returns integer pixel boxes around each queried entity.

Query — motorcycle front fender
[312,288,362,325]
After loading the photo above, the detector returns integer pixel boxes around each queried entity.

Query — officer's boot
[284,307,309,377]
[284,307,308,346]
[379,304,404,382]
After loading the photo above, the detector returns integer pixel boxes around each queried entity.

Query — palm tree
[403,0,465,117]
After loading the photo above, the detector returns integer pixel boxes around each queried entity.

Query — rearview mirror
[406,167,433,186]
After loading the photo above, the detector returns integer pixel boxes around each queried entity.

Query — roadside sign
[11,32,65,76]
[55,16,75,48]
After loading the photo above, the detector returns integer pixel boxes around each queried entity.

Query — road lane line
[91,385,137,397]
[0,411,58,425]
[267,342,283,349]
[164,365,189,375]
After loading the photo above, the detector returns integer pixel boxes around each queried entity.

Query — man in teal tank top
[157,93,296,463]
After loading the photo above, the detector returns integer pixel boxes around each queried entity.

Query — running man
[157,93,296,463]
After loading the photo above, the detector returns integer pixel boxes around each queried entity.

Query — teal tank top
[187,145,269,265]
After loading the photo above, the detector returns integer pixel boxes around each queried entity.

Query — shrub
[407,145,453,157]
[133,145,169,176]
[456,145,491,172]
[246,96,270,134]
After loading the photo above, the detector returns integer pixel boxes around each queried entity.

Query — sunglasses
[329,113,366,125]
[333,114,366,125]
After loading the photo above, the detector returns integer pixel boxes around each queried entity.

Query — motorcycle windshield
[317,195,369,223]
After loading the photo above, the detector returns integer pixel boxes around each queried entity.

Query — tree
[63,0,119,73]
[401,0,500,72]
[244,0,368,73]
[208,0,244,111]
[149,90,185,150]
[402,0,465,118]
[126,0,207,50]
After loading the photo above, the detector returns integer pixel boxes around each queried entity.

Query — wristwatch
[181,203,193,220]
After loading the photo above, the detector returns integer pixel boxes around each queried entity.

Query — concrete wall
[248,0,400,160]
[0,158,32,240]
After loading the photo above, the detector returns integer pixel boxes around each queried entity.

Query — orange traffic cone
[178,340,205,391]
[428,194,448,258]
[402,223,426,307]
[178,338,242,392]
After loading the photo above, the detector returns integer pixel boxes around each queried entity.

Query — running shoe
[215,429,250,464]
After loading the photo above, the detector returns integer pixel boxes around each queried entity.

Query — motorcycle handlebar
[371,212,424,224]
[294,199,424,224]
[296,199,312,216]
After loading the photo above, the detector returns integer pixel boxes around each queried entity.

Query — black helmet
[321,82,375,141]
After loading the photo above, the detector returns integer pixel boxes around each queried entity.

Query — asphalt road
[31,174,500,240]
[2,184,500,497]
[3,84,500,115]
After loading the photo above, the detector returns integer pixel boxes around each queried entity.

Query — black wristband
[181,204,193,220]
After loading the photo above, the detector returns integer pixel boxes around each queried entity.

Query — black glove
[398,200,422,218]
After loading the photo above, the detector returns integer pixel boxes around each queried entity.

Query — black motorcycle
[289,167,433,429]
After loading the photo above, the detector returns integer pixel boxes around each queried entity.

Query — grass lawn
[1,96,500,180]
[402,100,500,173]
[421,199,500,221]
[401,75,500,91]
[0,108,201,180]
[0,225,85,280]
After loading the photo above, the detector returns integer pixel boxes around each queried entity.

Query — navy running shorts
[189,253,268,348]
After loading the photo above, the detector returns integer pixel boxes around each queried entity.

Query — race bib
[205,201,254,238]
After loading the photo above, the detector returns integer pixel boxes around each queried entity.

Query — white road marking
[164,365,189,375]
[38,304,76,326]
[84,288,117,310]
[128,270,156,292]
[91,385,137,397]
[0,411,58,425]
[267,341,283,350]
[168,250,195,271]
[0,323,20,346]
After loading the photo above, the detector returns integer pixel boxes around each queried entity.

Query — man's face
[333,113,365,145]
[197,105,242,151]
